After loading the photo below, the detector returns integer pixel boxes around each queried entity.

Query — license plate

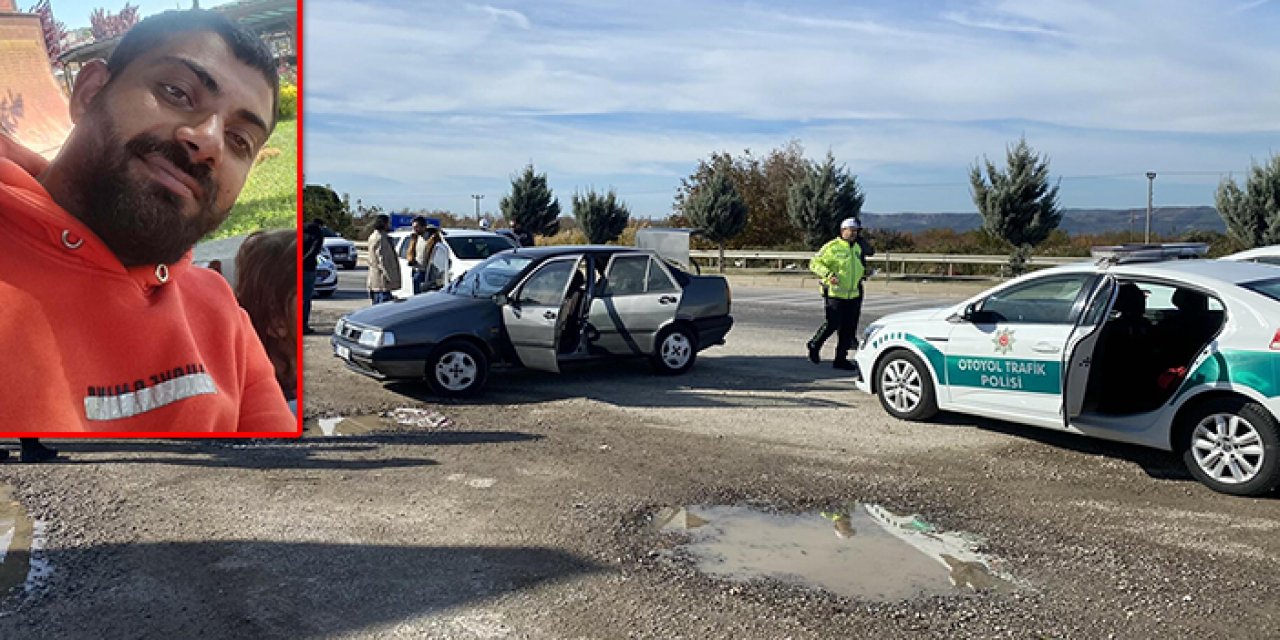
[335,344,351,360]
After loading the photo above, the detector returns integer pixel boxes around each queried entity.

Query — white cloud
[303,0,1280,212]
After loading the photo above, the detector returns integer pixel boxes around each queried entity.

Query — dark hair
[107,9,280,130]
[235,230,297,401]
[412,215,428,226]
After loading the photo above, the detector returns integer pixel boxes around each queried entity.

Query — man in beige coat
[366,214,401,304]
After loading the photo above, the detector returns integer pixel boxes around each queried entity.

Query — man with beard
[0,10,295,433]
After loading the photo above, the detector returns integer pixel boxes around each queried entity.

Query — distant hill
[862,207,1225,235]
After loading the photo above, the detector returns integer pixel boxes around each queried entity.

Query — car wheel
[1179,397,1280,496]
[426,341,488,397]
[651,325,697,375]
[875,350,938,421]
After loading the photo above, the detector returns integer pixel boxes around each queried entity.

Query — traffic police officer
[807,217,870,370]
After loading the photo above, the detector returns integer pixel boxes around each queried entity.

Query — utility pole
[471,194,484,221]
[1145,171,1156,244]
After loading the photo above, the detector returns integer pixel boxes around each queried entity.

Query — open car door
[1062,275,1118,426]
[502,256,582,372]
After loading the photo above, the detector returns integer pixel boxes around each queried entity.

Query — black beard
[74,127,223,267]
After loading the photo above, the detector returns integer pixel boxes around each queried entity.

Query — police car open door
[502,255,583,372]
[1062,275,1118,426]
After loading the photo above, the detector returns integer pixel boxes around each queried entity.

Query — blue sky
[43,0,234,31]
[303,0,1280,218]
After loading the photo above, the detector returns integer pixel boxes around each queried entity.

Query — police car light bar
[1091,243,1209,265]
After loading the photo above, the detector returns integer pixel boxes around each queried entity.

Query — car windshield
[451,254,534,297]
[1242,277,1280,303]
[446,236,516,260]
[323,229,341,238]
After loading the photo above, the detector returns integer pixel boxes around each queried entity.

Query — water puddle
[0,484,45,598]
[313,408,454,436]
[652,503,1016,601]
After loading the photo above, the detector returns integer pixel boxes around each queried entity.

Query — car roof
[1222,245,1280,260]
[507,245,652,259]
[1004,257,1280,291]
[388,228,507,238]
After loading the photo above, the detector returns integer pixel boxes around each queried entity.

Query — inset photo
[0,1,299,435]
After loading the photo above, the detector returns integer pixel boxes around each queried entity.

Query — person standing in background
[366,214,400,304]
[301,218,325,334]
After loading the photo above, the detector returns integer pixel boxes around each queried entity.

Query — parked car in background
[854,244,1280,496]
[331,246,734,397]
[323,229,358,270]
[1222,245,1280,266]
[315,248,338,298]
[388,228,518,299]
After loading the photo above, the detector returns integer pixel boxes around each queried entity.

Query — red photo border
[0,1,306,438]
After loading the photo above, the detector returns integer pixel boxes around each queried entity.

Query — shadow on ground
[0,541,603,639]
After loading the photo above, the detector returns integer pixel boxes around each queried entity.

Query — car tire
[426,340,488,397]
[1179,397,1280,496]
[874,350,939,421]
[651,324,697,375]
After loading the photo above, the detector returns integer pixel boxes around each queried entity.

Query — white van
[387,228,518,299]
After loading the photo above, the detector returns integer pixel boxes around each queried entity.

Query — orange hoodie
[0,158,296,433]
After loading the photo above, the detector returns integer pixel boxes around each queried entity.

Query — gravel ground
[0,304,1277,639]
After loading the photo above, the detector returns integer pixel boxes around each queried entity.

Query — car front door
[502,256,581,372]
[587,253,681,355]
[394,235,415,299]
[944,273,1096,422]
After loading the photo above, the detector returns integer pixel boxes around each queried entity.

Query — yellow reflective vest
[809,238,865,299]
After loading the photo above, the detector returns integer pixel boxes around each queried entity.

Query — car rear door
[587,253,681,355]
[393,234,414,299]
[502,256,581,372]
[1062,276,1117,425]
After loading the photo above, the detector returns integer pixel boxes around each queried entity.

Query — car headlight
[335,318,346,335]
[357,329,396,348]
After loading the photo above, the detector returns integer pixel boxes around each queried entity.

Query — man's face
[840,226,858,241]
[411,221,424,235]
[64,31,274,266]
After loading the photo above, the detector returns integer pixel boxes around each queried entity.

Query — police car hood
[344,291,485,328]
[878,305,956,325]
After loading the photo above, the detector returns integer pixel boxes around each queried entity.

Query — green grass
[213,119,297,239]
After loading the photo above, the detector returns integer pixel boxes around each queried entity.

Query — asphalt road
[324,266,953,337]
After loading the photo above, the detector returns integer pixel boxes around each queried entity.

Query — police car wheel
[651,325,697,375]
[1179,397,1280,496]
[875,350,938,421]
[426,341,488,397]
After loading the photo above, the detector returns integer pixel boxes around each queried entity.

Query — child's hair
[235,230,297,400]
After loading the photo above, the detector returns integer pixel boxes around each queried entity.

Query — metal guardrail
[689,250,1085,279]
[688,249,1084,266]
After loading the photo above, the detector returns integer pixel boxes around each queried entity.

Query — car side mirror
[493,293,510,306]
[949,302,977,324]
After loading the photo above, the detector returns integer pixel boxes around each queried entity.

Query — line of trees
[309,143,1280,266]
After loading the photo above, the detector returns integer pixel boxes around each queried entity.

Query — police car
[854,244,1280,496]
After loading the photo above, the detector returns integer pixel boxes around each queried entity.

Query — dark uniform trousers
[808,284,864,362]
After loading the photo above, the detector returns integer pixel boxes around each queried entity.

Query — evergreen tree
[500,164,562,237]
[786,153,865,250]
[685,169,748,272]
[969,137,1062,275]
[1216,154,1280,249]
[674,141,808,249]
[302,184,354,236]
[572,189,630,244]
